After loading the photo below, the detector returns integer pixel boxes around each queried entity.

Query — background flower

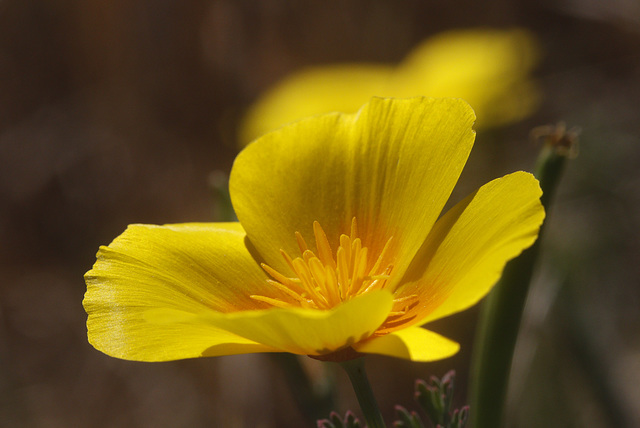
[239,28,540,145]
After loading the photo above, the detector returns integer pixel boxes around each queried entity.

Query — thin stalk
[339,358,386,428]
[268,353,335,423]
[469,124,577,428]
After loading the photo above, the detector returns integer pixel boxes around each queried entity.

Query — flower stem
[469,124,576,428]
[339,358,386,428]
[269,353,336,424]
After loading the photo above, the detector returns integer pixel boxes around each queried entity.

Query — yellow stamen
[251,218,418,333]
[252,218,396,310]
[295,231,308,253]
[313,221,336,269]
[249,295,295,309]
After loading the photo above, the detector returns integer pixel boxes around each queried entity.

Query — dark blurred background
[1,1,639,427]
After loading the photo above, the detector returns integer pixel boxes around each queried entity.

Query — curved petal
[84,222,279,361]
[230,97,476,284]
[87,308,277,361]
[200,290,394,356]
[239,64,394,145]
[398,171,544,325]
[353,326,459,362]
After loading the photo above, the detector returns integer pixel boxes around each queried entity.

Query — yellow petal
[353,326,459,362]
[230,97,476,284]
[87,308,277,361]
[399,171,544,325]
[238,29,539,146]
[200,290,394,356]
[240,64,394,145]
[84,222,279,361]
[394,28,540,127]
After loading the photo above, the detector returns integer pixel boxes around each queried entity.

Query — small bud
[441,370,456,386]
[393,405,425,428]
[317,410,362,428]
[415,371,459,426]
[317,419,333,428]
[530,122,580,158]
[413,371,471,428]
[344,411,362,428]
[450,406,470,428]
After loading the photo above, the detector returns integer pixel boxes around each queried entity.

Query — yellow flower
[84,97,544,363]
[240,28,540,146]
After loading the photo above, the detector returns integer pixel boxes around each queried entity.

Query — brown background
[1,0,639,427]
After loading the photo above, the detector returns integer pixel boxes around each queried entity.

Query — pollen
[251,218,419,331]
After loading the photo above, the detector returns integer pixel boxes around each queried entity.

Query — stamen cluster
[251,218,392,309]
[251,218,419,333]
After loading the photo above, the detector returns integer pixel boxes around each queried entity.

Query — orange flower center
[250,218,418,333]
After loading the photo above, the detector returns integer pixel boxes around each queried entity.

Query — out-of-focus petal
[394,28,540,127]
[240,65,394,145]
[238,28,540,146]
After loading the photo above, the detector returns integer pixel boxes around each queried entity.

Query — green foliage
[393,406,425,428]
[318,371,468,428]
[412,371,468,428]
[317,411,363,428]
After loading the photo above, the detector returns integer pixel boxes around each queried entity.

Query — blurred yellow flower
[84,97,544,362]
[240,28,540,146]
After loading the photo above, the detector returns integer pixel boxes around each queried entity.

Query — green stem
[469,126,575,428]
[339,358,386,428]
[268,353,335,424]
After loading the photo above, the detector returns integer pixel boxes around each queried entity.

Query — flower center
[251,218,394,309]
[251,218,419,331]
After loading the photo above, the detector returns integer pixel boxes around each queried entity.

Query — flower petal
[88,308,277,361]
[353,326,459,362]
[230,97,476,283]
[238,29,538,146]
[394,28,540,127]
[399,171,544,325]
[199,290,394,356]
[240,64,394,145]
[84,222,279,361]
